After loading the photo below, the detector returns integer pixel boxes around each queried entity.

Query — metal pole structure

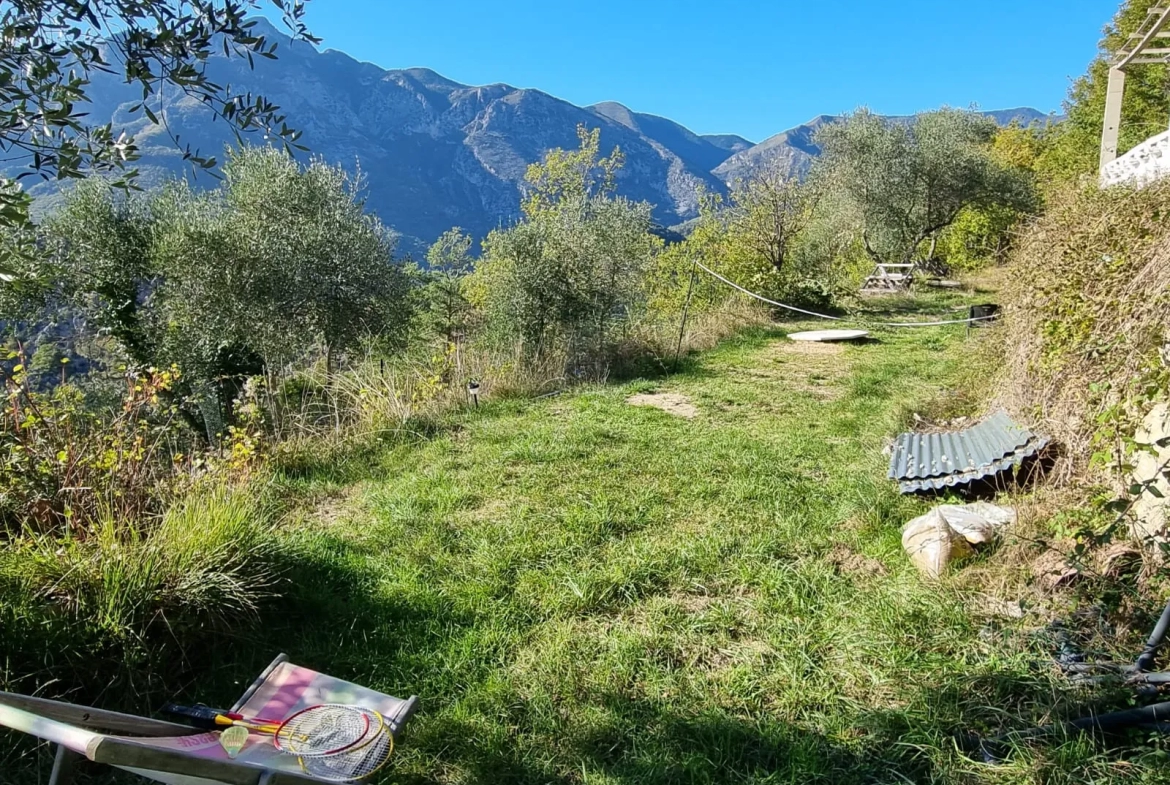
[1100,66,1127,172]
[1135,598,1170,673]
[673,258,698,371]
[48,745,82,785]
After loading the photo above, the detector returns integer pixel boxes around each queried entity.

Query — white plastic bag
[902,509,974,579]
[901,503,1015,578]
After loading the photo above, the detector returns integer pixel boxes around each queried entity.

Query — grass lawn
[208,298,1167,784]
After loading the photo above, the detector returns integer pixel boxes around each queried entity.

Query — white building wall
[1101,129,1170,188]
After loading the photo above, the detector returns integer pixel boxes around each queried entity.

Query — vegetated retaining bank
[999,180,1170,485]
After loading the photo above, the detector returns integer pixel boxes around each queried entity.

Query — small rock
[1033,550,1080,592]
[1131,404,1170,544]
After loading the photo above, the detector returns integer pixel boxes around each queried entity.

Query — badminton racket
[163,703,376,758]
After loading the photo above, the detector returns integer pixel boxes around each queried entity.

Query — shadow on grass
[186,535,921,784]
[406,698,910,785]
[20,527,1160,785]
[853,294,982,319]
[901,667,1168,767]
[226,542,1089,784]
[271,403,511,489]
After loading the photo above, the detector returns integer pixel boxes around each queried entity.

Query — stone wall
[1101,129,1170,188]
[1132,403,1170,545]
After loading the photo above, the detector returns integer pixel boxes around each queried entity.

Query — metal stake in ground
[673,258,698,371]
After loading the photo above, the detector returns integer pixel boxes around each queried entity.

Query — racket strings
[219,702,395,781]
[299,725,394,781]
[275,705,371,757]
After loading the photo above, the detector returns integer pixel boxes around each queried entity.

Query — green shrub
[1,359,190,536]
[782,277,837,313]
[0,482,274,698]
[935,203,1023,272]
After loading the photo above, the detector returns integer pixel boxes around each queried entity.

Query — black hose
[968,701,1170,763]
[1135,599,1170,673]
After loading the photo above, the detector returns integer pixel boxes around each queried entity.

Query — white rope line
[693,262,997,329]
[695,262,846,320]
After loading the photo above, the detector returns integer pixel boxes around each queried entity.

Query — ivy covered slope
[999,0,1170,478]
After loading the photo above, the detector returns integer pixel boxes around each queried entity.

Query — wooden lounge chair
[0,653,419,784]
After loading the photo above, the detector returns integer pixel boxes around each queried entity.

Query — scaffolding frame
[1100,6,1170,172]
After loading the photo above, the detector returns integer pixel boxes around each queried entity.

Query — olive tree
[473,126,660,369]
[728,165,819,276]
[215,148,411,368]
[814,108,1035,270]
[37,148,410,430]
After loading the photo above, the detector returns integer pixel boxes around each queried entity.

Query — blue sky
[269,0,1115,142]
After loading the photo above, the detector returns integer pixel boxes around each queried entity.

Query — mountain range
[25,19,1055,253]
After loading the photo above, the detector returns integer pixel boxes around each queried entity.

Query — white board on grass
[788,329,869,342]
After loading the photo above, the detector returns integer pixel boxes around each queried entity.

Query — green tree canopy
[0,0,317,241]
[422,227,475,344]
[813,108,1035,269]
[472,126,660,368]
[31,147,410,428]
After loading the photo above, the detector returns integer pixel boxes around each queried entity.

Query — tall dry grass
[633,297,774,362]
[265,297,772,448]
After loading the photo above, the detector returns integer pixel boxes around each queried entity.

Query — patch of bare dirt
[308,486,362,528]
[827,544,889,577]
[469,497,509,522]
[670,592,716,614]
[771,340,845,356]
[626,392,698,419]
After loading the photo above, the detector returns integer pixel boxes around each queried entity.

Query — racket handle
[162,703,226,729]
[163,703,282,731]
[219,717,281,733]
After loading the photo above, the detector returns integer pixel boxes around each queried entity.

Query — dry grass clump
[997,180,1170,483]
[606,298,773,377]
[266,300,770,446]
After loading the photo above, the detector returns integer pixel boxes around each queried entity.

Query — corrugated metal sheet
[888,411,1050,493]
